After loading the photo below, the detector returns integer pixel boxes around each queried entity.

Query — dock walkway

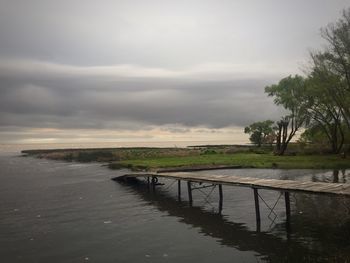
[114,172,350,230]
[117,172,350,196]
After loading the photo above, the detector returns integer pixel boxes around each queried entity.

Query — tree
[303,74,345,153]
[244,120,275,147]
[261,9,350,155]
[310,51,350,131]
[265,75,309,155]
[313,8,350,128]
[303,9,350,153]
[299,125,329,146]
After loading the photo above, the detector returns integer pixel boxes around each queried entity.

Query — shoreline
[21,145,350,171]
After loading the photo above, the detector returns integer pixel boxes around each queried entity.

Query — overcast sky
[0,0,349,144]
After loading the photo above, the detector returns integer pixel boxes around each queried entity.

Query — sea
[1,142,350,262]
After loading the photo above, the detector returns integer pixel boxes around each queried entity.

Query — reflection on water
[119,174,350,262]
[121,181,311,262]
[311,169,347,183]
[1,154,350,262]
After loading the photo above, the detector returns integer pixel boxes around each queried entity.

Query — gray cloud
[0,0,348,142]
[0,60,282,131]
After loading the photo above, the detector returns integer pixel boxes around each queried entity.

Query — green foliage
[115,153,350,170]
[311,8,350,128]
[201,149,218,155]
[299,127,329,145]
[298,8,350,153]
[76,151,114,162]
[265,75,309,155]
[261,9,350,155]
[26,146,350,171]
[265,75,307,111]
[244,120,275,147]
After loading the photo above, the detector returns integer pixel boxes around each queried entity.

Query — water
[1,152,350,262]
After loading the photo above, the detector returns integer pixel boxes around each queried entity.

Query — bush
[201,149,218,155]
[77,151,114,162]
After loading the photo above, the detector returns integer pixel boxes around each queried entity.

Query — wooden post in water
[253,188,261,231]
[187,181,193,205]
[178,180,181,200]
[285,191,291,225]
[218,184,223,214]
[151,176,156,192]
[147,176,150,188]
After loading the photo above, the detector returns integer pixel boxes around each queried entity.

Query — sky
[0,0,349,145]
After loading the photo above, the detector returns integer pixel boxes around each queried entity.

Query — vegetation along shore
[22,144,350,172]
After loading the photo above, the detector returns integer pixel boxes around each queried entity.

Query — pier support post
[147,177,150,188]
[218,184,223,214]
[187,181,193,205]
[253,188,261,232]
[178,180,181,200]
[151,176,156,192]
[285,191,291,227]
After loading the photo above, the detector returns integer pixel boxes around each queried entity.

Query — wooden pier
[113,172,350,230]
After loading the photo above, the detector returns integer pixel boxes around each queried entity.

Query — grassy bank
[110,153,350,170]
[22,145,350,171]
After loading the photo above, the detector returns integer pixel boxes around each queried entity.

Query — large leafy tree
[310,51,350,130]
[304,73,345,153]
[244,120,275,147]
[312,8,350,128]
[302,8,350,154]
[259,9,350,155]
[265,75,309,155]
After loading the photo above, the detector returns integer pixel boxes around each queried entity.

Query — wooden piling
[151,176,156,192]
[285,191,291,223]
[178,180,181,200]
[187,181,193,205]
[253,188,261,231]
[218,184,223,213]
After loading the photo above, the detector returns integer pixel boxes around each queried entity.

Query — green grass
[112,152,350,170]
[22,147,201,162]
[23,146,350,171]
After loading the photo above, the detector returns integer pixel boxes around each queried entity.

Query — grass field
[111,152,350,171]
[22,145,350,171]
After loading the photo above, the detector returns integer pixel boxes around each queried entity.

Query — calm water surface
[1,151,350,262]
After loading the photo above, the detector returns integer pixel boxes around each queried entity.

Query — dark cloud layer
[0,0,349,142]
[0,61,282,132]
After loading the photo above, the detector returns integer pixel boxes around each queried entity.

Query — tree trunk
[278,121,290,155]
[275,123,282,154]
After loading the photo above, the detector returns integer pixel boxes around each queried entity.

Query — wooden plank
[114,172,350,197]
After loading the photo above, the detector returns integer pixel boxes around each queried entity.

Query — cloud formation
[0,0,348,143]
[0,59,282,130]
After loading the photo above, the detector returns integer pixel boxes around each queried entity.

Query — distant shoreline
[0,141,250,153]
[22,145,350,171]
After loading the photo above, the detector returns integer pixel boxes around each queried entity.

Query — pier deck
[114,172,350,231]
[116,172,350,196]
